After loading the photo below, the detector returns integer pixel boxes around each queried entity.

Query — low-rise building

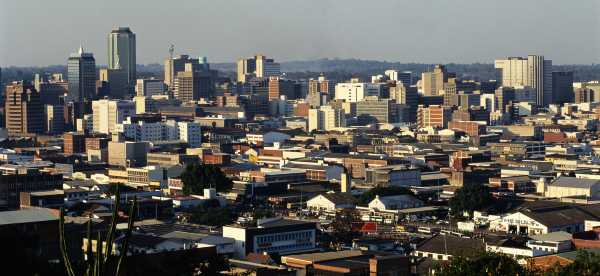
[222,217,317,258]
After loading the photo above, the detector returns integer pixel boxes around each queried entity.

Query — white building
[306,193,357,213]
[116,119,202,147]
[368,195,424,211]
[494,55,552,106]
[308,105,346,132]
[92,99,135,134]
[246,131,291,145]
[335,80,382,103]
[135,78,165,97]
[223,218,316,258]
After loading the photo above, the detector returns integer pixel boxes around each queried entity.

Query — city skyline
[1,0,599,66]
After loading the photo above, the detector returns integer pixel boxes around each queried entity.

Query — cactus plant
[59,187,137,276]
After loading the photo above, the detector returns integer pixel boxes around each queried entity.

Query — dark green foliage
[437,250,600,276]
[181,162,233,195]
[448,182,492,217]
[436,252,528,276]
[190,206,234,226]
[330,209,359,245]
[358,186,413,205]
[253,208,274,220]
[545,250,600,276]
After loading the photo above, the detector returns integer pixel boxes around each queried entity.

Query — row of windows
[256,231,312,244]
[260,242,313,253]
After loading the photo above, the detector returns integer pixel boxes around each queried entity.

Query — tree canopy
[436,252,527,276]
[180,162,233,195]
[358,186,413,205]
[448,182,492,217]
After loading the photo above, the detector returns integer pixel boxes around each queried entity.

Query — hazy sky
[1,0,599,66]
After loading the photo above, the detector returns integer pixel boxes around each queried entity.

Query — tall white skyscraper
[108,27,136,90]
[494,55,552,106]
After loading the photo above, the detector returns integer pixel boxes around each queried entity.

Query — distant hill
[2,59,600,83]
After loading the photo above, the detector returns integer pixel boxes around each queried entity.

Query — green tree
[190,206,234,226]
[358,186,413,205]
[449,182,492,217]
[330,209,359,245]
[181,162,233,195]
[436,252,528,276]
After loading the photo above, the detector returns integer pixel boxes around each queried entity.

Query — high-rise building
[385,70,412,87]
[308,105,345,131]
[108,27,136,91]
[99,68,128,98]
[416,105,453,129]
[237,55,280,82]
[135,78,165,97]
[173,64,215,102]
[335,79,383,103]
[421,65,451,96]
[389,84,418,122]
[495,87,516,113]
[4,82,43,136]
[308,74,335,95]
[63,132,86,154]
[92,99,135,134]
[552,72,574,104]
[164,55,207,89]
[67,47,96,103]
[44,104,64,135]
[268,76,298,100]
[494,55,553,106]
[356,97,400,124]
[480,93,497,112]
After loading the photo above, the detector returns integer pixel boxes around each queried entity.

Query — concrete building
[4,82,43,136]
[236,55,280,82]
[223,218,316,258]
[334,79,382,103]
[116,119,202,147]
[164,55,207,89]
[552,72,574,104]
[495,55,553,106]
[307,193,358,213]
[108,26,136,90]
[390,83,418,122]
[308,105,346,131]
[365,165,421,187]
[543,176,600,200]
[107,140,149,167]
[0,165,63,208]
[356,97,401,124]
[421,65,451,96]
[92,99,135,134]
[416,105,453,129]
[173,64,215,102]
[67,47,96,103]
[44,104,64,135]
[63,132,86,155]
[368,195,424,211]
[99,68,128,98]
[308,74,334,96]
[135,78,164,97]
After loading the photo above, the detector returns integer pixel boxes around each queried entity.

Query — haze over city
[2,0,600,66]
[5,1,600,275]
